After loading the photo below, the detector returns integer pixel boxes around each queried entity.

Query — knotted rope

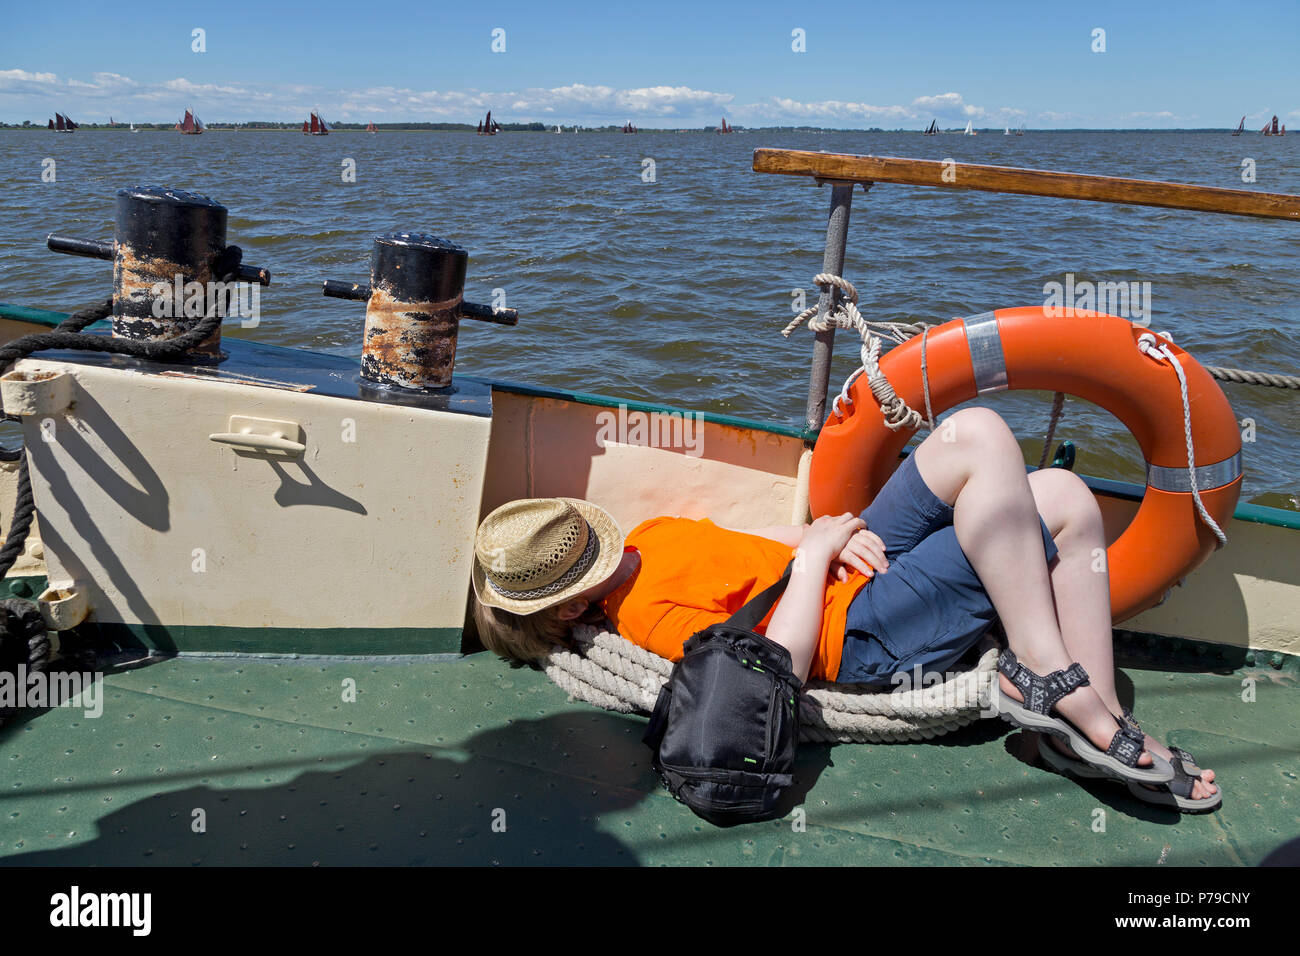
[782,274,936,431]
[543,624,998,743]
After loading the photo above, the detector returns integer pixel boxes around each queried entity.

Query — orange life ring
[808,307,1242,622]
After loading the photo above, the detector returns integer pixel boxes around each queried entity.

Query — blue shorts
[836,454,1059,685]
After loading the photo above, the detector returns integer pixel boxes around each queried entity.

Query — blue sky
[2,0,1297,128]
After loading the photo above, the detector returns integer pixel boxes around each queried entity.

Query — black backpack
[642,562,801,827]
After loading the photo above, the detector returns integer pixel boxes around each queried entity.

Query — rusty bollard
[323,232,517,390]
[47,186,271,361]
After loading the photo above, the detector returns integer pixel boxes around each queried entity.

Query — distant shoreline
[0,126,1270,134]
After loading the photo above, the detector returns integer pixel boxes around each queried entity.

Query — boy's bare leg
[1027,468,1217,798]
[910,407,1155,766]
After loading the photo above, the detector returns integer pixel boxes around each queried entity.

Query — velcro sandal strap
[1120,707,1141,734]
[1043,663,1090,712]
[1168,746,1202,776]
[997,649,1091,715]
[1106,722,1148,767]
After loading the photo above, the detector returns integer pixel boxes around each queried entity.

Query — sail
[66,115,77,130]
[47,118,54,130]
[1272,115,1279,135]
[963,120,973,135]
[303,120,310,133]
[194,115,204,132]
[179,110,196,133]
[310,113,320,134]
[1233,116,1245,135]
[55,114,64,131]
[318,114,329,134]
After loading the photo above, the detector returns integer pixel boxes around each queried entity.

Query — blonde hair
[471,597,575,665]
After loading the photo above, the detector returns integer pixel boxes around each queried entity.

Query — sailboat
[129,122,138,133]
[477,110,501,135]
[963,120,976,136]
[175,110,203,135]
[366,121,377,134]
[1261,115,1284,136]
[1015,123,1024,136]
[622,121,638,133]
[303,112,329,136]
[718,118,733,134]
[1004,127,1010,135]
[923,119,938,136]
[1232,116,1245,136]
[48,113,77,132]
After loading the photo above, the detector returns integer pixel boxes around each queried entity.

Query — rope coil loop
[543,623,998,742]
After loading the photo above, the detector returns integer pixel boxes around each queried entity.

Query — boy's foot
[998,668,1158,770]
[1040,733,1219,805]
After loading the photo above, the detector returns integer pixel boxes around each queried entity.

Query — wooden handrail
[752,148,1300,221]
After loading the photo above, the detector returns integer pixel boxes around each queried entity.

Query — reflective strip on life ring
[808,307,1243,623]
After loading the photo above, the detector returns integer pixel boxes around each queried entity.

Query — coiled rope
[543,624,998,742]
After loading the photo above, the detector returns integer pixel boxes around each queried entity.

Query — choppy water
[1,129,1297,507]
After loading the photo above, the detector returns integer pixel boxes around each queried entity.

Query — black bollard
[323,233,517,390]
[47,186,271,362]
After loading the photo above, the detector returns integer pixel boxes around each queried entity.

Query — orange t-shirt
[600,516,868,682]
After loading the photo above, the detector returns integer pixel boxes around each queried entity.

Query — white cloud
[0,69,1181,128]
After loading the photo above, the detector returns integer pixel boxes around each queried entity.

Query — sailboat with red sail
[622,121,637,133]
[48,113,77,132]
[175,109,204,135]
[476,110,501,135]
[303,111,329,135]
[1261,115,1285,136]
[717,117,733,134]
[1232,116,1245,136]
[366,121,377,134]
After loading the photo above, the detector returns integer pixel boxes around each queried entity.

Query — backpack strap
[725,560,795,632]
[642,683,673,751]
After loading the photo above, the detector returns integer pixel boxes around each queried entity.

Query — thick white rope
[542,624,999,743]
[1137,331,1229,549]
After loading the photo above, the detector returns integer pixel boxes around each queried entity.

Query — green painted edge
[85,622,462,657]
[1,302,1294,529]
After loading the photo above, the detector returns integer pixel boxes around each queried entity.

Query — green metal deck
[2,645,1296,866]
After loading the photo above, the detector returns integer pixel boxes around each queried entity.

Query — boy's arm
[764,514,865,683]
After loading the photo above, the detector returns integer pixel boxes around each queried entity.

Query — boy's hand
[831,526,888,582]
[796,513,866,570]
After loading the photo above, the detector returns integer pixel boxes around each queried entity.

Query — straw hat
[472,498,625,614]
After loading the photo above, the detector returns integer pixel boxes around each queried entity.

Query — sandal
[996,649,1173,784]
[1127,745,1222,813]
[1038,735,1222,814]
